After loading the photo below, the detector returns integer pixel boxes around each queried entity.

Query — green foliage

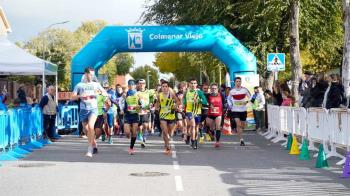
[130,65,159,89]
[142,0,343,80]
[115,53,135,75]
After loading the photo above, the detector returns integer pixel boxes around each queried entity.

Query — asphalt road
[1,131,350,196]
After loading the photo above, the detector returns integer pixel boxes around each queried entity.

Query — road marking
[175,176,184,191]
[173,161,180,170]
[172,151,177,159]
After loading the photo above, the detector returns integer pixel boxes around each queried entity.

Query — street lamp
[41,21,70,99]
[147,71,151,89]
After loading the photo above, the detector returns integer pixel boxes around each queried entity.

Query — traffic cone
[205,133,212,141]
[316,144,329,168]
[286,133,293,150]
[289,135,300,155]
[341,151,350,178]
[299,138,310,160]
[222,116,232,135]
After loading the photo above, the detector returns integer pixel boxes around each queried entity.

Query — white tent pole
[55,74,58,104]
[42,72,45,97]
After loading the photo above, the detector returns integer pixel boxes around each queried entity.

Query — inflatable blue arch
[71,25,257,87]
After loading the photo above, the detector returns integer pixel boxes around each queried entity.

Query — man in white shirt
[227,77,251,146]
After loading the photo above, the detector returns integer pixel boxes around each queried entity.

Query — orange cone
[222,116,232,135]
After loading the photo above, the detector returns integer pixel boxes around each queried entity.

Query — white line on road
[175,176,184,191]
[172,151,177,159]
[173,161,180,170]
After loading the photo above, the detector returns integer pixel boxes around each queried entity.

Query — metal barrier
[0,106,46,163]
[56,105,79,131]
[266,104,350,165]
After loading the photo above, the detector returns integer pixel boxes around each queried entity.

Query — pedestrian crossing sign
[267,53,285,71]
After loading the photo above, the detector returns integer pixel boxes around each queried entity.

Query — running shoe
[108,137,113,144]
[240,140,245,146]
[93,147,98,154]
[214,142,220,148]
[86,147,93,157]
[128,148,135,155]
[205,134,212,141]
[141,142,146,148]
[164,148,171,155]
[192,140,198,150]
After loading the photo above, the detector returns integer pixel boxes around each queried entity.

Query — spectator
[251,86,265,132]
[17,84,27,105]
[299,71,313,107]
[281,90,294,106]
[264,90,276,105]
[39,85,58,142]
[323,74,346,109]
[309,74,328,107]
[272,82,283,106]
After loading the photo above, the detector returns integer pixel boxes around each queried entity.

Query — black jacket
[309,81,328,107]
[325,82,346,109]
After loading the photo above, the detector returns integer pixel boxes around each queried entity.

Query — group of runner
[72,67,251,157]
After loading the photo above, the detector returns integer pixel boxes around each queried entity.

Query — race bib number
[127,106,136,112]
[211,107,219,114]
[234,101,244,106]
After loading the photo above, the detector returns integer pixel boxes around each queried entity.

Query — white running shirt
[227,87,251,112]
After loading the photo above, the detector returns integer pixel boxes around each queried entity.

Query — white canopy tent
[0,37,58,101]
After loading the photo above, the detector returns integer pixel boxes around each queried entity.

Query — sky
[1,0,157,70]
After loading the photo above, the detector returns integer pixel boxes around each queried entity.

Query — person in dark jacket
[309,74,328,108]
[272,82,283,106]
[17,84,27,105]
[323,74,347,109]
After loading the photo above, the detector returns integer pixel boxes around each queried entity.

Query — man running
[94,89,111,152]
[115,84,125,136]
[123,79,142,155]
[206,83,224,147]
[72,67,107,157]
[227,77,251,146]
[175,82,187,142]
[137,79,153,148]
[183,78,208,149]
[199,83,210,143]
[156,80,180,154]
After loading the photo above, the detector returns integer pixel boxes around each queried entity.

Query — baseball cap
[128,79,136,86]
[139,79,146,83]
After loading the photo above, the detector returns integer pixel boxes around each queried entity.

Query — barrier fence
[0,106,46,164]
[56,104,79,131]
[265,104,350,166]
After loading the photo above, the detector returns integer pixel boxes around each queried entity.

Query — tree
[23,20,111,90]
[130,65,159,89]
[115,53,135,75]
[142,0,343,86]
[343,0,350,101]
[289,0,302,105]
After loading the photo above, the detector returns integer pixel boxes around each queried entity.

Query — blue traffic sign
[267,53,285,71]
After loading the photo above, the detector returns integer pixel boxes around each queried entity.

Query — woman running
[156,80,180,154]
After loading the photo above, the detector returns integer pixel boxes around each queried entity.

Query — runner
[227,77,251,146]
[105,84,117,144]
[94,89,111,153]
[115,84,125,136]
[175,82,187,142]
[71,67,107,157]
[206,83,224,147]
[183,78,208,149]
[137,79,154,148]
[123,79,142,155]
[155,80,180,154]
[199,83,210,143]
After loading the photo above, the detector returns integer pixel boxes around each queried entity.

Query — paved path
[0,131,349,196]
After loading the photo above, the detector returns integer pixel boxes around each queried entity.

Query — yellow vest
[159,92,175,120]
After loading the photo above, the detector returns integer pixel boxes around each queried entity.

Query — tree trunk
[342,0,350,103]
[289,0,302,106]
